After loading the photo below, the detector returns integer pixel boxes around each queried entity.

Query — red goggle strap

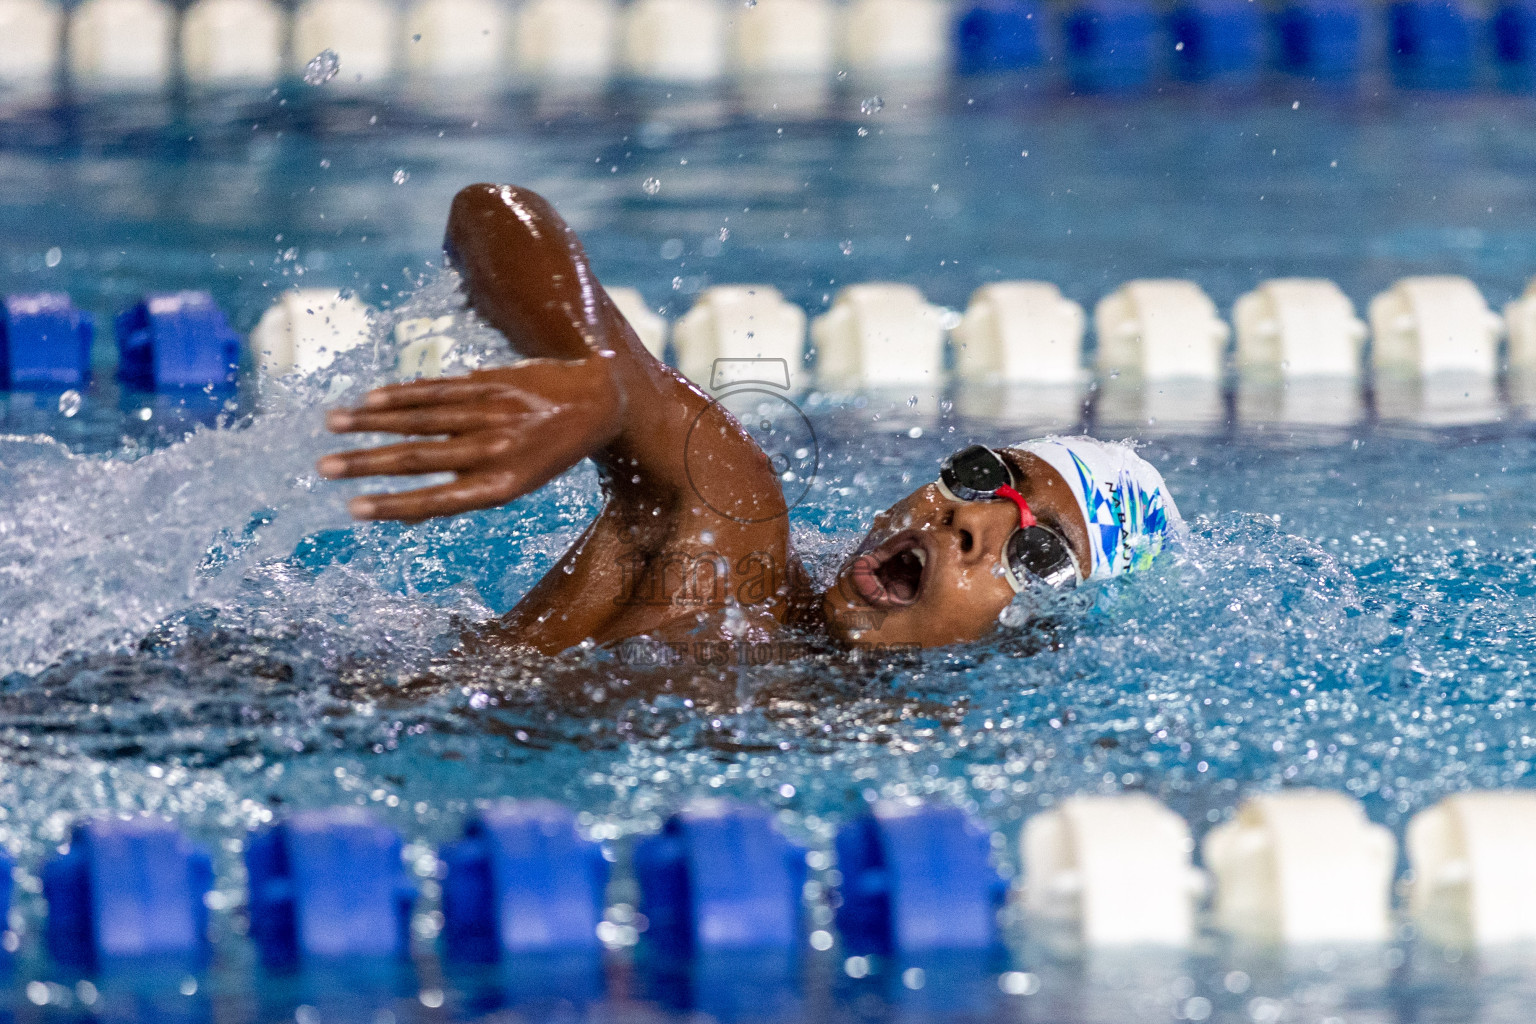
[995,484,1038,530]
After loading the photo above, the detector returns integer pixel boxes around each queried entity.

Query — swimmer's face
[822,450,1090,648]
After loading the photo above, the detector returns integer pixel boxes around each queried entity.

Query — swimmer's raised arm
[318,184,773,526]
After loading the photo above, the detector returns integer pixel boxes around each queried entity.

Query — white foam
[0,274,514,678]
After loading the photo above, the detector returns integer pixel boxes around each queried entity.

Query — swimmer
[317,184,1181,658]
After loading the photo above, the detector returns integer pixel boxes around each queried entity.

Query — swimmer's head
[821,437,1181,648]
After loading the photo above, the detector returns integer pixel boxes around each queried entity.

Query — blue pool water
[5,86,1536,1020]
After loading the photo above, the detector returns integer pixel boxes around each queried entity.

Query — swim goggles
[936,445,1081,592]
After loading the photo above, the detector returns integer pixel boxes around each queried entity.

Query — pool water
[5,85,1536,1021]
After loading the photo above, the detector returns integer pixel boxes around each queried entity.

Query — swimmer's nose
[948,500,1015,569]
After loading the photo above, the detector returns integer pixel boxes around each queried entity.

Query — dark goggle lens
[1006,526,1077,588]
[942,445,1011,496]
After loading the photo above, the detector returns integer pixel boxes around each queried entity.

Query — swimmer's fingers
[353,363,571,412]
[316,436,497,479]
[347,474,522,522]
[326,405,532,436]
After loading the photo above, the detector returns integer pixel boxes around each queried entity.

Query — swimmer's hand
[316,356,623,522]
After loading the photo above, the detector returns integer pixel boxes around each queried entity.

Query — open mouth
[846,532,929,608]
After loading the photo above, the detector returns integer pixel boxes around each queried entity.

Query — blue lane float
[245,808,416,966]
[634,802,806,955]
[1273,0,1363,81]
[0,293,94,390]
[1168,0,1264,81]
[440,800,609,961]
[835,803,1005,955]
[116,291,240,391]
[42,817,212,966]
[955,0,1045,73]
[1388,0,1477,88]
[1494,0,1536,85]
[1062,0,1158,91]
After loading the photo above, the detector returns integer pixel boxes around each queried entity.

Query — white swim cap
[1012,436,1183,581]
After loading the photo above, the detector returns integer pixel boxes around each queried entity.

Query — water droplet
[319,158,331,168]
[860,95,884,115]
[672,276,683,290]
[857,127,869,136]
[1292,100,1301,109]
[839,240,853,255]
[411,33,421,41]
[58,390,81,417]
[44,246,61,268]
[744,0,756,6]
[1175,40,1184,50]
[303,49,340,86]
[835,69,847,80]
[392,168,409,185]
[642,176,662,196]
[718,226,729,242]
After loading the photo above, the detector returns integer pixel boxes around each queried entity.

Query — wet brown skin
[318,183,1091,657]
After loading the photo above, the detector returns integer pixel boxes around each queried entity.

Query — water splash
[302,49,340,86]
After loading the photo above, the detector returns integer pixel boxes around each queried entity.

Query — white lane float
[1022,794,1203,946]
[607,286,669,363]
[1407,790,1536,946]
[674,285,807,391]
[811,283,948,389]
[181,0,285,87]
[1095,279,1228,382]
[68,0,174,92]
[953,281,1087,385]
[515,0,618,81]
[840,0,951,76]
[1232,278,1368,425]
[0,0,62,93]
[291,0,400,86]
[250,288,374,377]
[1368,275,1502,379]
[732,0,837,77]
[623,0,726,82]
[1204,789,1396,944]
[1233,278,1366,379]
[401,0,507,80]
[1369,276,1503,422]
[1093,279,1227,426]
